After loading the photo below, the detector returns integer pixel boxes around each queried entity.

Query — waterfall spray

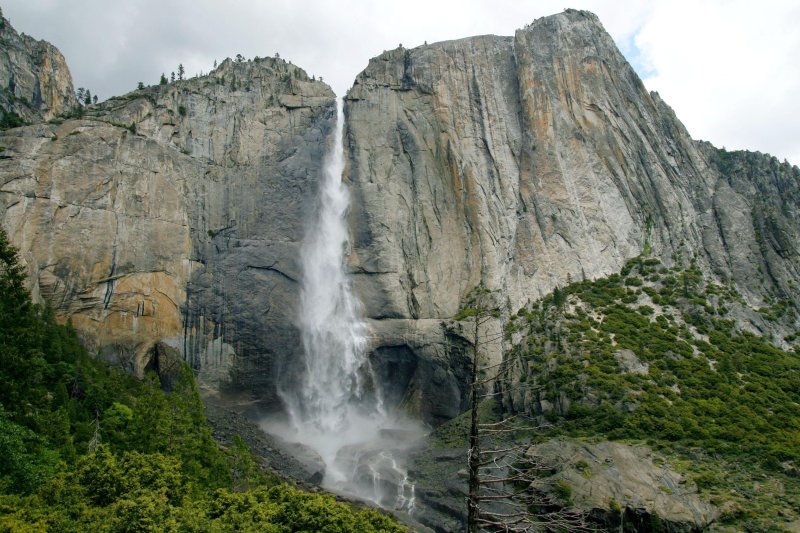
[276,99,420,508]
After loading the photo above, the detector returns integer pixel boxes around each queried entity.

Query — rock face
[409,436,718,532]
[526,439,718,531]
[344,9,800,423]
[0,10,76,122]
[0,50,335,405]
[1,7,798,431]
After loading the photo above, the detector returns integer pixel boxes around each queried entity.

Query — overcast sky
[3,0,799,164]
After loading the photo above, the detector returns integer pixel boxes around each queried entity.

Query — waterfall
[276,99,419,510]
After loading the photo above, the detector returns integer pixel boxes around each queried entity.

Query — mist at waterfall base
[262,100,425,511]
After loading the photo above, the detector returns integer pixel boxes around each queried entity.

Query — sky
[3,0,799,165]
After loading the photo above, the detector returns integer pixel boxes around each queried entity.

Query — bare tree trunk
[467,315,480,533]
[457,285,591,532]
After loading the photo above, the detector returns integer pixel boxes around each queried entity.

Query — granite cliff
[0,8,76,123]
[0,19,336,404]
[344,9,799,424]
[1,6,797,427]
[1,8,799,530]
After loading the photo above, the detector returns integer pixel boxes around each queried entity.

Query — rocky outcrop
[1,10,798,530]
[344,9,800,423]
[0,53,336,406]
[409,436,718,532]
[0,9,76,123]
[526,439,718,531]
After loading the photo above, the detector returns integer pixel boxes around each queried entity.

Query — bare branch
[478,415,521,427]
[477,444,531,457]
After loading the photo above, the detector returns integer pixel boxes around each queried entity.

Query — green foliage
[503,255,800,466]
[454,284,502,321]
[496,255,800,526]
[0,408,60,493]
[0,229,89,430]
[226,484,405,532]
[551,480,572,505]
[2,467,405,531]
[552,285,566,308]
[228,435,263,491]
[77,445,180,506]
[0,108,25,130]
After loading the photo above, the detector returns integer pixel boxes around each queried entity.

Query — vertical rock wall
[0,9,76,122]
[344,10,800,424]
[0,53,336,409]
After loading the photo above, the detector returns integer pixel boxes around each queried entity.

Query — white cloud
[2,0,798,164]
[636,0,800,164]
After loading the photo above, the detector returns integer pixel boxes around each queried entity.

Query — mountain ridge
[1,3,798,433]
[0,6,76,123]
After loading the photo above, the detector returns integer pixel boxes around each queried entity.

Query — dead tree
[456,286,591,532]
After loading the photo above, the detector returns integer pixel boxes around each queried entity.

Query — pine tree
[84,90,91,106]
[0,228,40,410]
[0,229,30,318]
[177,63,184,81]
[553,285,566,307]
[159,73,167,85]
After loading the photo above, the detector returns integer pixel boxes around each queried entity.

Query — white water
[276,100,419,511]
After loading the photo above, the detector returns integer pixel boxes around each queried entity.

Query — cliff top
[0,10,76,123]
[348,9,625,99]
